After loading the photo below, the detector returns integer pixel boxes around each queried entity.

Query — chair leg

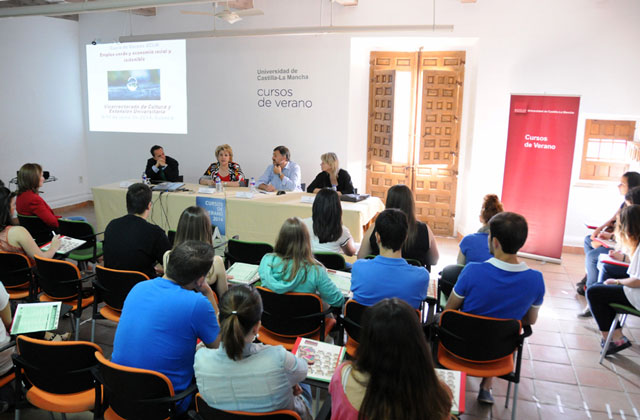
[14,408,19,420]
[510,382,519,420]
[505,381,512,408]
[599,314,621,364]
[75,316,80,341]
[619,313,628,329]
[91,319,96,343]
[49,412,56,420]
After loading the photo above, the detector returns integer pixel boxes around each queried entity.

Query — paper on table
[235,192,255,199]
[300,195,315,204]
[11,302,62,335]
[226,262,260,285]
[198,187,216,194]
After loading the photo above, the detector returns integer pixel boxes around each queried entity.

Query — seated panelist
[199,144,245,187]
[145,145,180,182]
[306,152,354,195]
[257,146,301,192]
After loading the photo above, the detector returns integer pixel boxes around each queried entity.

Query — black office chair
[57,219,104,272]
[224,238,273,268]
[313,252,347,271]
[17,214,53,246]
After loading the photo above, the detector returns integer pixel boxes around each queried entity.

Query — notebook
[435,369,466,415]
[41,235,86,254]
[327,269,351,297]
[226,262,260,285]
[11,302,62,335]
[292,337,347,383]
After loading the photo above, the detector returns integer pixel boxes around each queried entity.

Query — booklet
[326,270,351,296]
[11,302,62,335]
[226,262,260,285]
[292,337,347,383]
[435,368,466,415]
[41,235,86,254]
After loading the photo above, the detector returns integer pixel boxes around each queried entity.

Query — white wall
[0,17,89,208]
[4,0,640,249]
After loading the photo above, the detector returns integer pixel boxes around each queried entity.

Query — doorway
[365,50,465,236]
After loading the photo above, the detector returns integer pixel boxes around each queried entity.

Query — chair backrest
[0,251,33,288]
[15,335,101,394]
[343,299,368,344]
[438,264,464,298]
[57,219,97,252]
[438,309,522,362]
[195,394,301,420]
[34,255,81,300]
[227,239,273,265]
[94,351,178,420]
[404,258,423,267]
[167,230,176,248]
[95,266,150,311]
[18,214,53,246]
[313,252,346,271]
[257,287,324,337]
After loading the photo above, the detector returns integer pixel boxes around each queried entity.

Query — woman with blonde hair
[194,285,312,419]
[457,194,504,265]
[258,217,344,308]
[199,144,245,187]
[163,206,228,302]
[587,204,640,356]
[307,152,354,195]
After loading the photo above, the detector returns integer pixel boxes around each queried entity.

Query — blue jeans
[584,235,609,288]
[596,255,628,285]
[299,383,312,411]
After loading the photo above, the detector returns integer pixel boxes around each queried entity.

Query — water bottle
[142,172,149,185]
[250,177,256,193]
[215,176,222,193]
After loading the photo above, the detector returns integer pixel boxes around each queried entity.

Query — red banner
[501,95,580,260]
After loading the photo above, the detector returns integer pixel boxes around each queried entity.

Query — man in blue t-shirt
[111,240,221,413]
[445,212,545,405]
[350,209,429,309]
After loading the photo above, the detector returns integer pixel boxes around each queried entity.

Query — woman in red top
[199,144,245,187]
[15,163,60,228]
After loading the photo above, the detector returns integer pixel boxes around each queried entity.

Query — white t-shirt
[302,217,352,255]
[624,246,640,310]
[0,284,13,375]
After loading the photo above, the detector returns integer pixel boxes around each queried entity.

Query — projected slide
[86,40,187,134]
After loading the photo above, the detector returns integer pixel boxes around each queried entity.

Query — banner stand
[517,252,562,265]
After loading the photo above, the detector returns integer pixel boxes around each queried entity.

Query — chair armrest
[187,410,204,420]
[0,341,15,353]
[521,325,533,339]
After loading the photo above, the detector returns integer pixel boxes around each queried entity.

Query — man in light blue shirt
[257,145,302,192]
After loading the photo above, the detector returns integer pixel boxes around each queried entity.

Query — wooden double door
[366,51,465,236]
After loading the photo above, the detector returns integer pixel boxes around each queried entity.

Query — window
[579,119,636,181]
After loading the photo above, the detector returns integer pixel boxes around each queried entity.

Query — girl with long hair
[587,204,640,356]
[329,298,452,420]
[457,194,503,265]
[0,186,61,263]
[194,285,312,420]
[302,188,356,256]
[163,206,228,300]
[259,217,344,308]
[357,184,439,268]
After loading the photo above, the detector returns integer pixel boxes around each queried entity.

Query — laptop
[340,193,370,203]
[152,182,185,192]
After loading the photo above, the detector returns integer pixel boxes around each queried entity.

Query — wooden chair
[432,309,532,420]
[93,351,195,420]
[13,335,102,420]
[191,393,301,420]
[34,255,95,340]
[256,287,336,351]
[90,266,150,342]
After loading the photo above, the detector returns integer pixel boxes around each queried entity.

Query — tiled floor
[5,203,640,419]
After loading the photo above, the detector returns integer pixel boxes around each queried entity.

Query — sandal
[44,332,72,342]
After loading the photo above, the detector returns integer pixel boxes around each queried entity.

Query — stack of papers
[41,236,86,254]
[11,302,62,335]
[226,262,260,285]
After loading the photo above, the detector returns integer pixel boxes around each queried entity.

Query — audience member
[194,285,312,420]
[357,184,438,269]
[587,204,640,356]
[257,146,301,192]
[144,145,180,182]
[306,152,354,195]
[350,209,429,309]
[330,298,452,420]
[258,217,344,308]
[445,212,544,404]
[457,194,503,265]
[578,171,640,295]
[111,240,220,414]
[163,206,228,302]
[15,163,61,228]
[104,183,170,279]
[302,188,356,257]
[0,186,61,263]
[199,144,246,187]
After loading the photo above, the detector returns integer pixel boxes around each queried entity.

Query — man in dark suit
[145,145,180,182]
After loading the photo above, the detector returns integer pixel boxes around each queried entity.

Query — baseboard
[53,200,93,213]
[562,245,583,254]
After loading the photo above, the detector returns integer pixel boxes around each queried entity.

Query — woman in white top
[163,206,228,305]
[302,188,356,256]
[587,204,640,356]
[194,285,312,420]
